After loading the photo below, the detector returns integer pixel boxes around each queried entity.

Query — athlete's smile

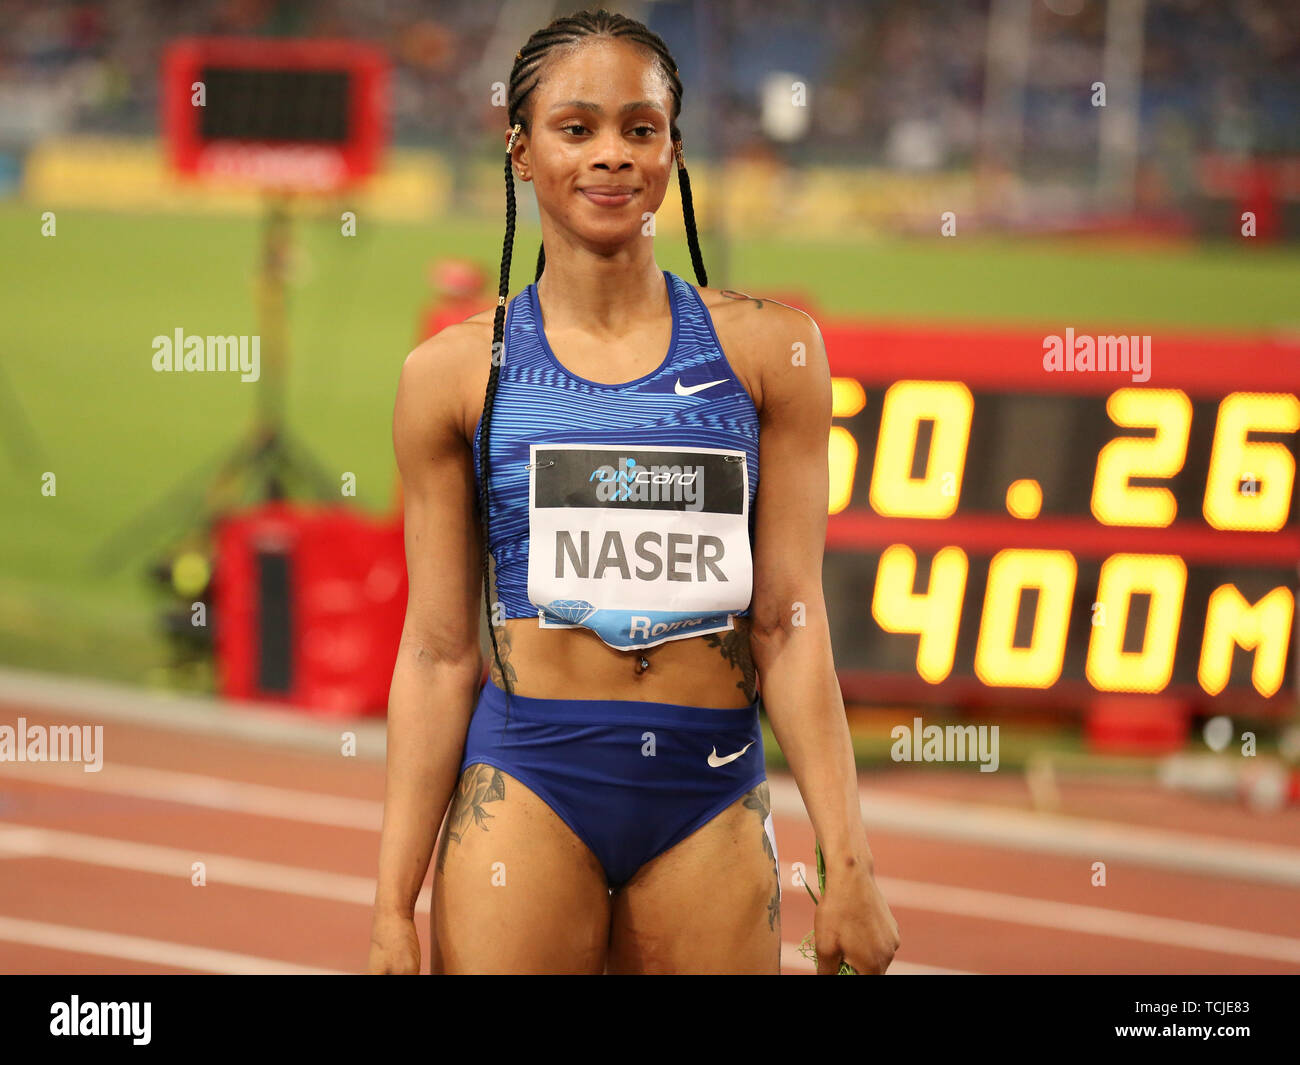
[579,186,638,207]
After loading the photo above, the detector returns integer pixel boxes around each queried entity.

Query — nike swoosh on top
[707,741,754,767]
[675,377,727,396]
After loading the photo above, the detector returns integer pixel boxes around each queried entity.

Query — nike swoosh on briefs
[675,377,727,396]
[707,741,754,767]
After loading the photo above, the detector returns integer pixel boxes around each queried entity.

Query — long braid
[479,8,710,725]
[478,132,520,731]
[675,141,707,287]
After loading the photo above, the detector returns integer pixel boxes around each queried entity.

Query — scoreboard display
[163,38,387,191]
[822,322,1299,714]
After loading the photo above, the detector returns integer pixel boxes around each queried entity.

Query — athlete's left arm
[747,307,900,973]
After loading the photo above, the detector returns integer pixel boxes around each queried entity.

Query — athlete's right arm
[370,327,485,974]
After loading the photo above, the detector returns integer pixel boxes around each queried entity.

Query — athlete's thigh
[606,780,781,975]
[431,762,611,974]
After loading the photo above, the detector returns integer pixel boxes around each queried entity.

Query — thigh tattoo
[742,781,780,933]
[436,764,506,874]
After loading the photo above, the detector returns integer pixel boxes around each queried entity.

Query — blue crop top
[472,269,760,651]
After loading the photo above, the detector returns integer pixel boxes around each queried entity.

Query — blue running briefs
[460,677,773,890]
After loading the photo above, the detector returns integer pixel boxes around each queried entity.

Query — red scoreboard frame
[162,37,388,191]
[822,321,1299,716]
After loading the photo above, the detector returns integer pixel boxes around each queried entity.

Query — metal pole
[1099,0,1147,211]
[257,193,290,435]
[979,0,1032,177]
[693,0,729,287]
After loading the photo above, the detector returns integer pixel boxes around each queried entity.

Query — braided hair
[479,8,709,726]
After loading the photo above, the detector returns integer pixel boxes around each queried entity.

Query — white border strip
[877,874,1300,966]
[6,822,1295,965]
[780,942,971,975]
[0,821,432,914]
[0,761,384,830]
[0,666,388,759]
[0,915,346,975]
[767,777,1300,888]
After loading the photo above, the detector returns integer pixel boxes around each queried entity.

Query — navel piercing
[635,654,650,674]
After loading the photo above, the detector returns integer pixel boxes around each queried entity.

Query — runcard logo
[0,718,103,772]
[50,996,150,1045]
[151,328,261,382]
[589,457,704,510]
[890,716,999,772]
[1042,328,1151,383]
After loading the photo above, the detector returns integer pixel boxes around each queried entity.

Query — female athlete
[368,7,899,975]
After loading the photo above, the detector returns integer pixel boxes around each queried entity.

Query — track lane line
[0,918,933,976]
[767,777,1300,888]
[0,668,386,757]
[0,760,381,829]
[876,874,1300,966]
[0,916,347,975]
[0,822,429,914]
[3,822,1297,964]
[779,943,972,974]
[9,761,1300,892]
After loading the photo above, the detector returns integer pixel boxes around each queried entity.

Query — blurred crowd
[0,0,1295,169]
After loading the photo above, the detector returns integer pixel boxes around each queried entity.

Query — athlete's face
[511,39,676,251]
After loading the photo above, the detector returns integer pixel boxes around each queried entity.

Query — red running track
[1,699,1298,975]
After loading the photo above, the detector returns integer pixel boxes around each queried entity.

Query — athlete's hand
[813,863,899,974]
[368,910,421,974]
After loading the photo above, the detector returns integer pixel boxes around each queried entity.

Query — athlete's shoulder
[691,287,821,423]
[687,283,827,415]
[398,308,504,446]
[689,283,825,354]
[402,306,504,382]
[456,305,501,329]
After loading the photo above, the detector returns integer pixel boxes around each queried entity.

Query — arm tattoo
[489,620,518,690]
[742,781,780,932]
[436,764,505,874]
[720,289,765,309]
[704,615,757,702]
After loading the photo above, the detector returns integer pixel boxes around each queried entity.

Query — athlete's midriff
[492,614,757,708]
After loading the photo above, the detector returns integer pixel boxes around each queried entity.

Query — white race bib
[527,443,753,650]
